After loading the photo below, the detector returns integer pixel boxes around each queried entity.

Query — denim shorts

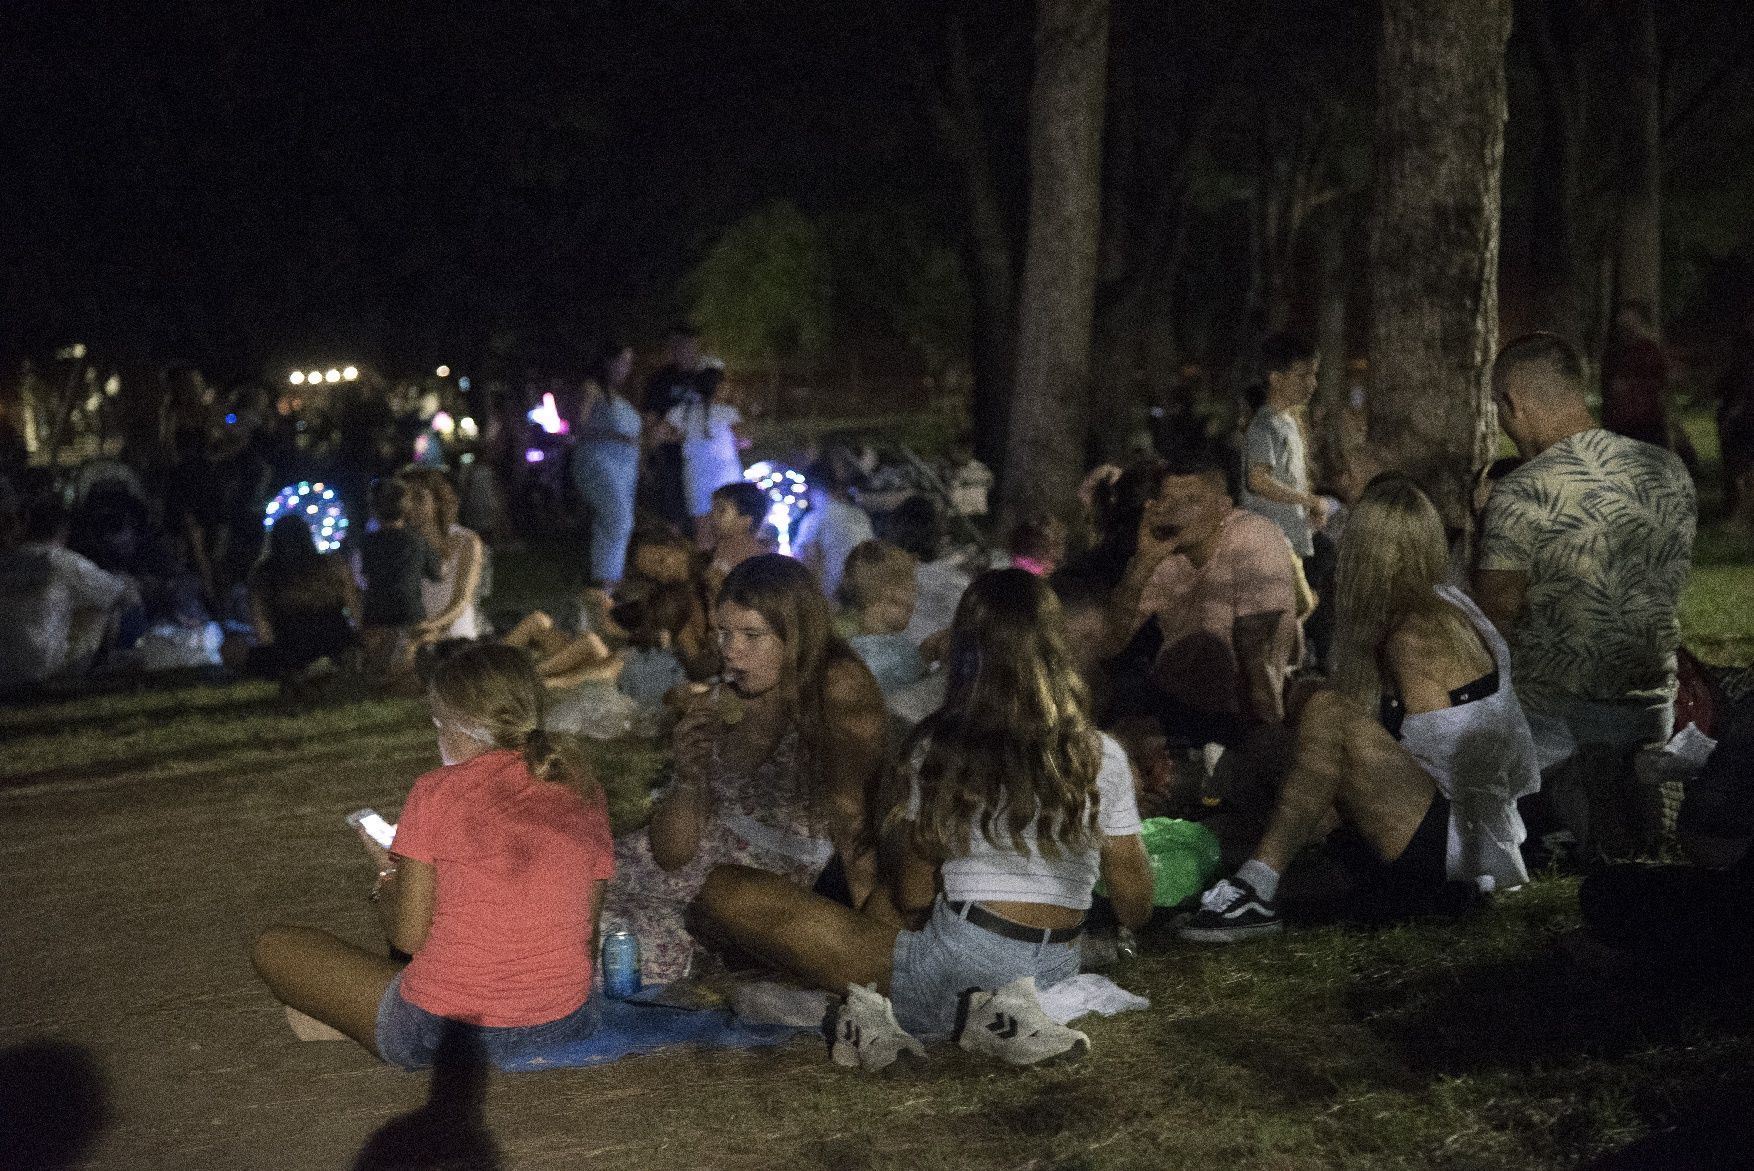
[375,972,600,1071]
[888,897,1081,1039]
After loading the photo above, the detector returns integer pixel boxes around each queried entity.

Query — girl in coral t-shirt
[252,643,615,1069]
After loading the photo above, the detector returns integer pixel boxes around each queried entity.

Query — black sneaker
[1177,876,1282,943]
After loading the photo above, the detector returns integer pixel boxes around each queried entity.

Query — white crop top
[905,732,1143,911]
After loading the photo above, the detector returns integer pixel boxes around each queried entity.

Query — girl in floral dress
[604,555,887,983]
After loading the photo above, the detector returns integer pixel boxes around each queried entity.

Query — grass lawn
[2,441,1750,1169]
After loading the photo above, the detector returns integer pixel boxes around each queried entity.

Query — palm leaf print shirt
[1479,429,1696,713]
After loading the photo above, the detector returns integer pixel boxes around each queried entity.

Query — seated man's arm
[1229,523,1299,725]
[1100,522,1176,659]
[1233,610,1289,725]
[1473,482,1533,636]
[1472,569,1527,635]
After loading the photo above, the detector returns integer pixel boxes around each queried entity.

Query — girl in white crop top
[693,568,1154,1063]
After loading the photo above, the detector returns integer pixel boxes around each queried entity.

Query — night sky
[5,0,1753,384]
[0,1,937,379]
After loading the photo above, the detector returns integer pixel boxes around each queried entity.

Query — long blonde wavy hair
[899,568,1102,861]
[428,642,597,798]
[1331,472,1481,708]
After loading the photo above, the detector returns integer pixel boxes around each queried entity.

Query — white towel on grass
[1037,973,1150,1024]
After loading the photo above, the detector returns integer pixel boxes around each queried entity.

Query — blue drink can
[601,929,641,999]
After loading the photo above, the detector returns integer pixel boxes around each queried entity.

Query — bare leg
[537,630,615,677]
[1251,689,1436,874]
[694,865,899,993]
[251,926,402,1058]
[500,610,558,652]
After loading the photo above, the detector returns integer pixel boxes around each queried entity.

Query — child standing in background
[666,360,749,537]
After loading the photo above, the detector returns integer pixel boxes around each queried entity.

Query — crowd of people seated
[221,328,1731,1069]
[4,327,1734,1074]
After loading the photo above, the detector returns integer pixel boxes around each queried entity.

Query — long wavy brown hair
[899,568,1102,860]
[428,642,597,798]
[717,554,867,818]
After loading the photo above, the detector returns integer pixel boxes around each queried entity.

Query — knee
[250,925,313,982]
[1297,686,1348,726]
[696,864,767,924]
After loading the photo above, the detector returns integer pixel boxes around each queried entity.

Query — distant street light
[289,371,306,385]
[307,371,323,385]
[325,369,341,383]
[343,366,359,381]
[436,365,451,378]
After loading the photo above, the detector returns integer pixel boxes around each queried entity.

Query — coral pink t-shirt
[392,749,615,1028]
[1137,509,1300,717]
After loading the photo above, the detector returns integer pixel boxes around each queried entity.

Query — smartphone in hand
[345,808,396,849]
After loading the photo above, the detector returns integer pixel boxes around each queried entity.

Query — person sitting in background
[884,494,988,648]
[0,489,141,692]
[795,446,876,601]
[243,514,359,683]
[497,611,624,691]
[1102,444,1300,749]
[250,643,614,1069]
[603,555,886,984]
[609,581,694,705]
[1180,475,1539,943]
[702,481,771,591]
[1066,459,1173,594]
[401,468,487,645]
[1007,514,1068,578]
[623,528,718,680]
[939,434,994,519]
[1579,689,1754,969]
[1476,332,1696,856]
[836,540,926,695]
[356,478,440,682]
[690,569,1154,1069]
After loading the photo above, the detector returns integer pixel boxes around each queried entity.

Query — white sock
[1235,859,1280,903]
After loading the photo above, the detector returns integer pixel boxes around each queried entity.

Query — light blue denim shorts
[375,972,600,1071]
[888,897,1081,1039]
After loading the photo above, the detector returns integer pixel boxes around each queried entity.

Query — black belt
[946,900,1084,945]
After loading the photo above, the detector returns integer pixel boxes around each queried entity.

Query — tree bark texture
[915,18,1018,474]
[1523,0,1588,347]
[1368,0,1511,529]
[1312,203,1353,485]
[1002,0,1110,521]
[1613,0,1662,327]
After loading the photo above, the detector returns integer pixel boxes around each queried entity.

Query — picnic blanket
[499,994,811,1072]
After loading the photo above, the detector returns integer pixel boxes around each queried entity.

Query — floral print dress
[603,730,832,984]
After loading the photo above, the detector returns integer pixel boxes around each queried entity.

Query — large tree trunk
[1368,0,1511,530]
[1312,204,1352,487]
[1613,0,1662,328]
[917,20,1018,475]
[1524,0,1588,347]
[1002,0,1110,521]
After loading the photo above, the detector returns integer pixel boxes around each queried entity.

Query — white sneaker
[830,983,926,1073]
[957,977,1090,1066]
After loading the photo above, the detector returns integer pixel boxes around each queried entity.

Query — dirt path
[0,732,866,1171]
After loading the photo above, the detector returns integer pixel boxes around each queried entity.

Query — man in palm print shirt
[1476,333,1696,797]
